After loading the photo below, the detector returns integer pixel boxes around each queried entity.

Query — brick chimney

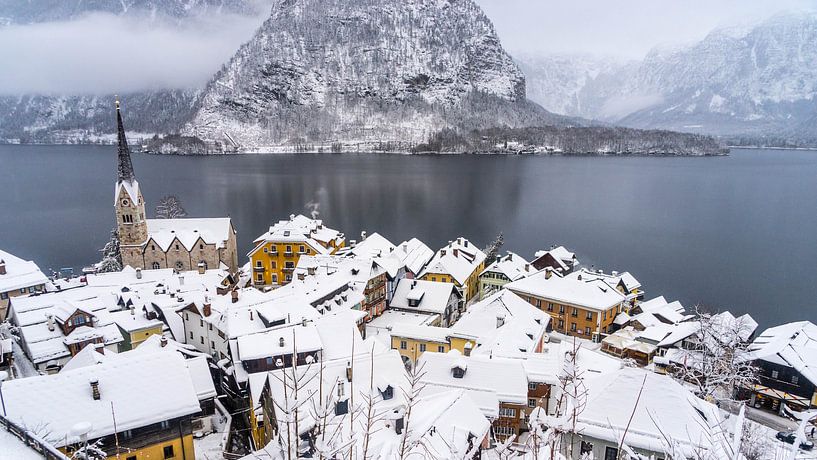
[90,379,101,400]
[203,301,211,317]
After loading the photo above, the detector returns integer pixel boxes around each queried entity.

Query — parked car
[776,431,814,451]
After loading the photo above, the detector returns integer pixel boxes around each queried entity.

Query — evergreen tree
[483,232,504,265]
[97,228,122,273]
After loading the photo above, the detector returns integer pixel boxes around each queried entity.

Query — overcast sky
[475,0,817,59]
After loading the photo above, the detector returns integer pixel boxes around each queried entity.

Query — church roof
[116,98,136,184]
[146,218,233,252]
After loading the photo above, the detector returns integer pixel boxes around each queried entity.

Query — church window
[175,244,180,250]
[151,245,155,250]
[175,261,184,270]
[200,244,204,250]
[152,262,160,270]
[123,214,133,223]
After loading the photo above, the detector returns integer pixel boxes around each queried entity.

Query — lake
[1,145,816,329]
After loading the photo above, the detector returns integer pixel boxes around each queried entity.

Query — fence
[0,414,71,460]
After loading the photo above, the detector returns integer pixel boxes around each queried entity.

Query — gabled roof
[479,251,532,281]
[345,232,395,258]
[251,214,344,254]
[749,321,817,385]
[391,279,459,315]
[420,238,487,285]
[506,270,625,311]
[3,350,201,447]
[391,238,435,275]
[0,249,48,294]
[145,217,233,252]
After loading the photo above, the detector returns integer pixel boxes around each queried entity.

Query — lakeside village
[0,107,815,460]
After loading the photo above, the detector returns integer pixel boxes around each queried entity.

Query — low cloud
[599,93,665,120]
[0,11,267,95]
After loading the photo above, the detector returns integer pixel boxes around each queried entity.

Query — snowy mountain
[184,0,571,149]
[0,0,263,23]
[522,12,817,144]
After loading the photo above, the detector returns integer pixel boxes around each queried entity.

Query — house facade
[420,237,486,302]
[0,249,48,321]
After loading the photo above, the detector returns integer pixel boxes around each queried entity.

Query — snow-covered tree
[96,228,122,273]
[667,307,757,404]
[155,195,188,219]
[483,232,504,265]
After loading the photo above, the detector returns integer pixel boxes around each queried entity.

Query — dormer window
[381,385,394,400]
[453,367,466,379]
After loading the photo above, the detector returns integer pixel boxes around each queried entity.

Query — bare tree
[667,307,757,404]
[154,195,187,219]
[397,361,427,460]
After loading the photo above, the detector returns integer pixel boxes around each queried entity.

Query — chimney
[453,248,459,257]
[464,239,469,248]
[402,243,407,252]
[496,314,505,329]
[0,260,5,275]
[525,264,530,272]
[279,337,285,347]
[249,309,254,321]
[346,361,353,382]
[394,414,405,435]
[464,342,473,356]
[545,268,552,280]
[130,305,135,316]
[135,268,142,279]
[90,379,101,400]
[160,337,168,347]
[231,289,239,304]
[179,275,185,286]
[307,266,316,276]
[441,249,446,257]
[361,230,367,241]
[290,214,295,220]
[297,273,305,281]
[203,301,212,317]
[198,262,206,274]
[507,253,512,261]
[350,239,357,248]
[47,314,55,332]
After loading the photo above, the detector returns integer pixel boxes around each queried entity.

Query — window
[299,245,305,253]
[382,386,394,400]
[558,319,564,328]
[559,305,565,313]
[419,343,426,352]
[127,456,137,460]
[0,292,7,300]
[256,260,262,268]
[209,324,213,331]
[163,445,175,459]
[536,299,541,308]
[286,245,292,253]
[585,327,591,336]
[175,261,184,270]
[211,341,215,348]
[285,261,294,269]
[792,375,799,384]
[438,345,445,353]
[528,398,536,408]
[28,287,34,293]
[603,311,607,320]
[151,245,155,250]
[160,420,170,430]
[256,273,263,282]
[122,429,133,440]
[152,262,160,269]
[580,441,593,455]
[586,311,593,320]
[263,247,268,253]
[175,244,179,250]
[200,336,204,344]
[272,274,278,283]
[285,274,292,282]
[431,277,437,281]
[453,367,465,378]
[20,288,26,294]
[528,382,537,391]
[495,425,515,436]
[189,331,193,340]
[200,319,204,327]
[199,244,204,250]
[271,261,277,269]
[498,407,516,418]
[571,322,577,332]
[771,370,779,379]
[604,446,618,460]
[547,302,554,312]
[572,308,578,317]
[122,214,133,223]
[400,341,407,350]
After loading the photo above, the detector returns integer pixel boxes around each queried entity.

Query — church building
[113,99,239,272]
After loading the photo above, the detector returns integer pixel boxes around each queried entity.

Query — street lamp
[0,370,8,418]
[71,422,93,459]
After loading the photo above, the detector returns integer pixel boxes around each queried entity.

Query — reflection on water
[2,145,817,329]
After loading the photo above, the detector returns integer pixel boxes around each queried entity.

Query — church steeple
[116,97,136,184]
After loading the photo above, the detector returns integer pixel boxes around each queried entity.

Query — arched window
[152,262,160,270]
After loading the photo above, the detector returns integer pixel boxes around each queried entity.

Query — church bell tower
[113,98,148,268]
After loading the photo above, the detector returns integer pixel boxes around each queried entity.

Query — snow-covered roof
[145,217,233,252]
[450,289,550,358]
[108,309,164,333]
[3,350,201,447]
[344,232,395,259]
[0,249,48,294]
[0,428,45,460]
[390,324,458,343]
[420,238,486,285]
[402,390,491,458]
[365,309,440,346]
[418,350,528,410]
[479,251,533,281]
[236,323,322,361]
[565,268,642,294]
[577,367,725,456]
[391,238,434,276]
[390,278,458,315]
[250,214,344,256]
[521,340,622,385]
[506,270,625,311]
[749,321,817,385]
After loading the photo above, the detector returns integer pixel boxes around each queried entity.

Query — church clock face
[121,199,130,207]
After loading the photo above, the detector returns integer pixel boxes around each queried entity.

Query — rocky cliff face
[185,0,568,148]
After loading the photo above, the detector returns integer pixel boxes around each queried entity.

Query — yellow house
[110,309,165,352]
[419,237,486,303]
[390,324,477,367]
[248,214,345,287]
[1,349,202,460]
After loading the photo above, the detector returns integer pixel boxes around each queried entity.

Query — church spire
[116,97,136,184]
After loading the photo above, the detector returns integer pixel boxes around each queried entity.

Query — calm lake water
[1,145,816,329]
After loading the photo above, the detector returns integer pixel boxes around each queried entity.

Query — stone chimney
[0,259,5,275]
[135,267,142,279]
[231,289,239,304]
[90,379,101,400]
